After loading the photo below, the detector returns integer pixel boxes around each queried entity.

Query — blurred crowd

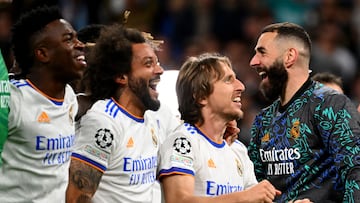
[1,0,360,145]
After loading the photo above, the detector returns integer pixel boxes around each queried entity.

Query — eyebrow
[63,31,75,39]
[255,46,266,53]
[140,56,158,62]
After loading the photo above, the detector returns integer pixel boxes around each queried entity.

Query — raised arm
[66,159,103,203]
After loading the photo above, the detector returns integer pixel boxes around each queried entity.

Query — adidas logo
[126,137,134,148]
[38,111,50,123]
[207,158,216,168]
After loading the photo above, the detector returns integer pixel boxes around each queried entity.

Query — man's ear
[197,96,207,106]
[34,47,50,63]
[114,74,127,85]
[284,47,298,68]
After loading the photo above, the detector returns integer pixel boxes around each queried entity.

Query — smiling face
[204,62,245,120]
[38,19,87,82]
[129,43,163,111]
[249,32,288,101]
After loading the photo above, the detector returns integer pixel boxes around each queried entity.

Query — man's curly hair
[87,23,146,102]
[11,5,62,76]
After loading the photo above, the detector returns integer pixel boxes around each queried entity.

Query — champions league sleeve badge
[173,137,191,155]
[94,128,114,149]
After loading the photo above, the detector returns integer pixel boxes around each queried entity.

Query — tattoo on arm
[68,159,103,201]
[76,195,92,203]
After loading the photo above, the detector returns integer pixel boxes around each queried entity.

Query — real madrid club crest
[261,132,270,142]
[151,127,158,147]
[69,105,74,125]
[290,120,300,139]
[235,159,243,176]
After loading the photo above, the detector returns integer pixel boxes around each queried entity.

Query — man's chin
[237,111,244,120]
[146,99,161,111]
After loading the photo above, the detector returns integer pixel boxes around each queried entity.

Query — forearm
[66,159,103,203]
[163,176,278,203]
[66,182,93,203]
[165,190,249,203]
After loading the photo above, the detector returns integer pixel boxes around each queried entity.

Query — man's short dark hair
[11,5,62,75]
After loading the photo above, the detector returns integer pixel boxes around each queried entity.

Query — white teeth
[259,71,266,77]
[150,80,160,86]
[76,55,85,61]
[233,97,240,102]
[150,79,160,90]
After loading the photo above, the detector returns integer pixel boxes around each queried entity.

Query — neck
[27,73,66,99]
[281,68,309,105]
[196,112,228,143]
[115,88,145,117]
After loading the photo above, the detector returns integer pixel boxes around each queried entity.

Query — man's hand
[224,120,240,145]
[243,180,281,202]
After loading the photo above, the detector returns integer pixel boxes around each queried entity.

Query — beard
[259,59,288,102]
[128,76,160,111]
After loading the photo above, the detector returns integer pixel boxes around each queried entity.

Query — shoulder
[230,140,248,154]
[10,79,28,93]
[163,123,195,144]
[9,79,29,105]
[312,82,356,109]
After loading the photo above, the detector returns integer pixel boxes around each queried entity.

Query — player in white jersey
[66,24,164,203]
[71,98,160,202]
[0,80,77,202]
[160,122,255,195]
[158,53,281,203]
[0,6,86,203]
[229,140,258,189]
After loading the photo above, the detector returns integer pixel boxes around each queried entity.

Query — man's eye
[225,76,233,83]
[145,61,153,67]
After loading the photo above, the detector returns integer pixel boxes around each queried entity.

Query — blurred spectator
[350,72,360,112]
[264,0,312,26]
[7,0,360,141]
[310,21,357,93]
[0,2,12,71]
[311,72,344,94]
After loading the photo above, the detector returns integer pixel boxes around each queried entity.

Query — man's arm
[161,174,281,203]
[66,159,103,203]
[320,94,360,202]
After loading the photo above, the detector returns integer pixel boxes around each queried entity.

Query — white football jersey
[159,123,250,196]
[145,103,181,146]
[230,140,258,189]
[146,103,181,203]
[72,98,161,203]
[0,79,78,203]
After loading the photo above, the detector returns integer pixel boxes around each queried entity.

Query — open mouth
[149,78,160,91]
[232,95,242,110]
[233,96,241,103]
[75,55,87,66]
[255,67,267,80]
[259,71,267,80]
